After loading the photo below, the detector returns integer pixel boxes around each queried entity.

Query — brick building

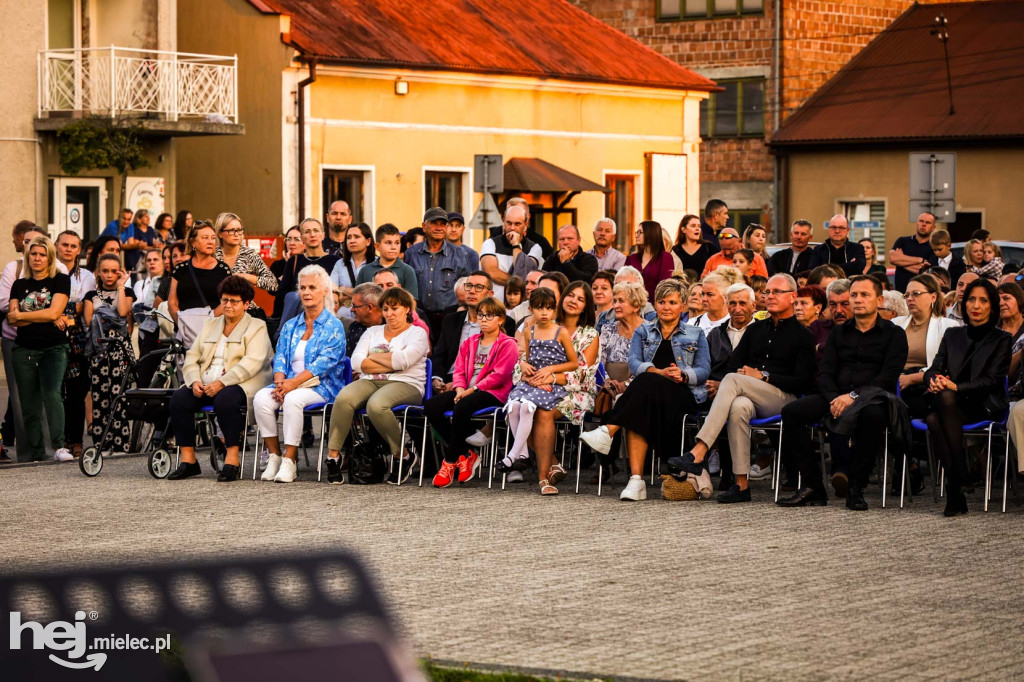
[572,0,977,241]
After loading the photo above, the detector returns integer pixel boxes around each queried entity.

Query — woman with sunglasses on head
[214,212,277,317]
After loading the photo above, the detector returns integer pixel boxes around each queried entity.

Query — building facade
[571,0,978,242]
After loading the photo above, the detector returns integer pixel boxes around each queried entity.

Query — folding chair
[440,406,505,488]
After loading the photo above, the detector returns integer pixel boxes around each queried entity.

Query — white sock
[507,401,537,462]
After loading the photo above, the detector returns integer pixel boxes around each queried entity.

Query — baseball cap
[447,211,465,224]
[423,207,448,223]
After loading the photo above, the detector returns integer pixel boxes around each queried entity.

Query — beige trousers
[1008,401,1024,473]
[694,373,795,477]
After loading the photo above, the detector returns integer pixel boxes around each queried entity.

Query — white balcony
[37,46,242,135]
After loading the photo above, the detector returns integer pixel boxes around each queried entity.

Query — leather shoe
[167,461,201,480]
[845,486,868,511]
[831,472,849,499]
[776,487,827,507]
[667,452,704,477]
[217,463,239,482]
[717,484,751,504]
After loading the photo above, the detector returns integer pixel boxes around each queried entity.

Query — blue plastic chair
[440,405,506,488]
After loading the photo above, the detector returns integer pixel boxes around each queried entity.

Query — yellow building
[177,0,716,251]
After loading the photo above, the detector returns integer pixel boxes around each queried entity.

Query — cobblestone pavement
[2,456,1023,680]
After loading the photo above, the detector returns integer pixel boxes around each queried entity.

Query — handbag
[176,263,214,347]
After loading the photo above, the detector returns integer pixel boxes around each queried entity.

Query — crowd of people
[2,199,1022,516]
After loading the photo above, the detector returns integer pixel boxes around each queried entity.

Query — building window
[425,171,464,215]
[658,0,763,20]
[323,169,370,226]
[700,78,765,138]
[729,209,762,234]
[840,200,887,262]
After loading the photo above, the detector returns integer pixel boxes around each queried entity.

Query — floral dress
[86,287,137,451]
[556,326,600,425]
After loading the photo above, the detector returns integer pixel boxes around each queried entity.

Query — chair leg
[597,445,604,497]
[575,439,582,494]
[774,423,785,503]
[649,448,656,486]
[984,425,994,512]
[316,407,327,483]
[900,454,907,509]
[924,431,938,504]
[252,426,260,480]
[239,411,249,478]
[881,428,889,509]
[1003,432,1011,513]
[396,408,409,486]
[418,414,429,488]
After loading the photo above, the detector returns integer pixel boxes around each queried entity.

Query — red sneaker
[457,450,481,483]
[433,460,458,488]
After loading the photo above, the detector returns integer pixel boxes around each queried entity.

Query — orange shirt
[701,251,769,279]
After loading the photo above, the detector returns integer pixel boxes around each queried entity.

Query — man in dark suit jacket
[767,220,816,276]
[430,271,517,393]
[810,214,866,277]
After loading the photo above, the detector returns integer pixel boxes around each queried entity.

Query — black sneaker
[717,484,751,504]
[168,461,201,480]
[325,456,345,485]
[387,451,418,485]
[0,449,12,464]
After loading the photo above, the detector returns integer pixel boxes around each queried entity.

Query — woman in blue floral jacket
[253,265,347,483]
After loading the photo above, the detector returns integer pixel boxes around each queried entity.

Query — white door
[51,177,108,240]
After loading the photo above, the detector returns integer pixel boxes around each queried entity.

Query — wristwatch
[761,370,770,382]
[849,391,859,400]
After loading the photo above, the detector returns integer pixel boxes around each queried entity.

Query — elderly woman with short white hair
[254,265,348,483]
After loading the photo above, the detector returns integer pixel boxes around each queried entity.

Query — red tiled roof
[248,0,717,92]
[771,1,1024,147]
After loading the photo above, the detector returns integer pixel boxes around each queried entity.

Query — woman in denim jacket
[580,278,710,501]
[253,265,348,483]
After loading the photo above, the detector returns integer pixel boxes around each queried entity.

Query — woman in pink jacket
[423,296,518,487]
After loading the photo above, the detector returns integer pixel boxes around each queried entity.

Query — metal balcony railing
[38,46,238,123]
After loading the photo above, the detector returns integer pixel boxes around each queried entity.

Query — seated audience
[167,276,273,481]
[324,287,429,485]
[255,265,347,483]
[581,279,710,502]
[794,285,826,326]
[423,296,518,487]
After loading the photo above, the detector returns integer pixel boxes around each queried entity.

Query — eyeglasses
[827,224,849,230]
[220,228,244,235]
[903,290,929,299]
[765,289,795,297]
[464,283,489,292]
[477,312,499,321]
[350,302,372,311]
[220,297,244,305]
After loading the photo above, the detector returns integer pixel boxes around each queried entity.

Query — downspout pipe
[297,57,317,221]
[772,0,783,234]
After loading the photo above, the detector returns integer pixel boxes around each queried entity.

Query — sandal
[547,464,567,486]
[539,479,558,496]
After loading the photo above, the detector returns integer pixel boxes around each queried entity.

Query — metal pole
[481,160,489,232]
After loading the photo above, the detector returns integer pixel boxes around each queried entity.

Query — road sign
[474,155,503,194]
[909,152,955,221]
[852,220,880,239]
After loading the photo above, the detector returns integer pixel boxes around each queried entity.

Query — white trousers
[252,386,324,447]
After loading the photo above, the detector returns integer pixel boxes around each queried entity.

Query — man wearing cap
[701,227,769,278]
[810,214,866,277]
[404,207,475,344]
[543,224,599,283]
[446,211,479,271]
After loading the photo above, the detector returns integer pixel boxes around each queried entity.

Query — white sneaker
[748,463,772,481]
[620,475,647,501]
[466,430,492,448]
[506,470,524,483]
[274,457,297,483]
[54,448,74,462]
[261,454,282,481]
[580,426,613,455]
[708,450,721,476]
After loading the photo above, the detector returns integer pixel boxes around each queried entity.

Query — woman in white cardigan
[894,274,960,417]
[167,276,273,482]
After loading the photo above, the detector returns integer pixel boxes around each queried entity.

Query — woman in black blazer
[924,278,1012,517]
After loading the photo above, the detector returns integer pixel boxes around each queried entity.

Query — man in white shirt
[480,204,542,302]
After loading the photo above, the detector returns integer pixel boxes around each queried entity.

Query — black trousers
[781,394,887,492]
[423,389,503,463]
[62,370,90,446]
[169,384,247,448]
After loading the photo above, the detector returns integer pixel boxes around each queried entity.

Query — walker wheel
[149,449,172,479]
[210,437,226,473]
[79,447,103,477]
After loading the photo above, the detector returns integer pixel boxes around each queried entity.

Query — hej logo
[9,610,107,671]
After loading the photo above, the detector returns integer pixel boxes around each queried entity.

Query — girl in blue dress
[497,288,578,472]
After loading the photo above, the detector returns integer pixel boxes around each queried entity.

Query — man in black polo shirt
[777,275,908,510]
[542,224,599,283]
[888,212,938,292]
[668,274,817,503]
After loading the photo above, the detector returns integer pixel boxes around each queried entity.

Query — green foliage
[56,118,149,210]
